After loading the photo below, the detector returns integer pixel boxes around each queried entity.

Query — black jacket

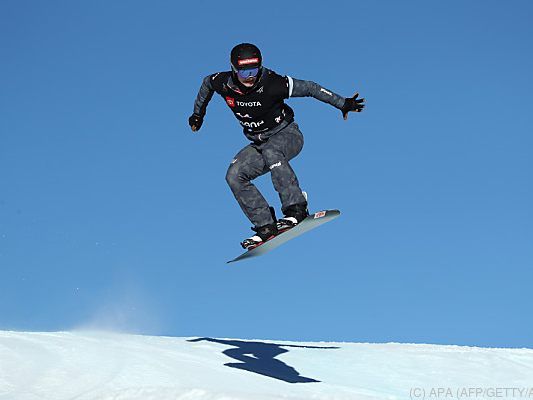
[193,68,345,142]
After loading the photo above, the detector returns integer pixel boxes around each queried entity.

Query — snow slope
[0,331,532,400]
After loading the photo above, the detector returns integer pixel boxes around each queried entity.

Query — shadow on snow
[188,337,339,383]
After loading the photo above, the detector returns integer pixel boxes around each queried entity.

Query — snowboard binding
[241,207,279,250]
[276,201,309,232]
[241,223,278,250]
[241,193,309,251]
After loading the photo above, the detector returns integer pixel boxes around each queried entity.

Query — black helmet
[230,43,262,72]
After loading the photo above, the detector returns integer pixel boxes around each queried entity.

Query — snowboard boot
[241,222,279,250]
[277,201,309,232]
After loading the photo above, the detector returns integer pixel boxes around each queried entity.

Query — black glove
[341,92,365,120]
[188,113,203,131]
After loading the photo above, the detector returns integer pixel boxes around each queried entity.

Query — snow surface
[1,331,532,400]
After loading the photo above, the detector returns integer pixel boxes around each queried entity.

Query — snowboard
[227,209,340,264]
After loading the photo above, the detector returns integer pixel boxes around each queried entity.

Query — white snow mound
[0,331,532,400]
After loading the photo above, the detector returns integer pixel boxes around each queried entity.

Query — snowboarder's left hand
[341,92,365,120]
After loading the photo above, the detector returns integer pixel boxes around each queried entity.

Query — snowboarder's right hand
[188,113,203,132]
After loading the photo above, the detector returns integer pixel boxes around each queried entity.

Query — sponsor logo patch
[314,211,326,219]
[226,96,235,107]
[238,58,259,66]
[240,120,265,129]
[236,100,262,107]
[269,161,282,170]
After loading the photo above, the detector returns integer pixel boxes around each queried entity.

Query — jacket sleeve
[193,75,215,117]
[287,76,345,109]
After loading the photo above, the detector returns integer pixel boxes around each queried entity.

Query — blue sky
[1,1,532,348]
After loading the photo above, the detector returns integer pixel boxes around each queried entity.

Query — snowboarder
[189,43,365,249]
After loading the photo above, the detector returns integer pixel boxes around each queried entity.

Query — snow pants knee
[225,122,308,228]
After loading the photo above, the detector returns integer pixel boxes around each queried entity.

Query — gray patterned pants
[225,122,308,228]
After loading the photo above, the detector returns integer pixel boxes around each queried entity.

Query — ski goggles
[235,67,259,79]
